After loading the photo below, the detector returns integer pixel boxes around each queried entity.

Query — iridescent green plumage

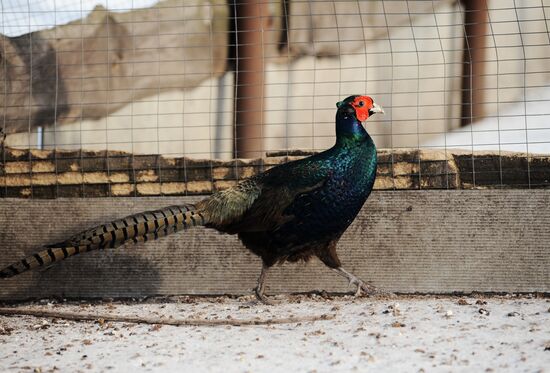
[1,95,383,303]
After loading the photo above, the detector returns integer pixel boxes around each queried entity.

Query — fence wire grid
[1,0,549,198]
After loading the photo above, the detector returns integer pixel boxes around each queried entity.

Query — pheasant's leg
[254,263,274,305]
[331,267,376,296]
[317,242,376,296]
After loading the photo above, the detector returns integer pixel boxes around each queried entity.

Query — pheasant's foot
[347,275,376,296]
[332,267,377,297]
[254,288,277,306]
[353,279,377,297]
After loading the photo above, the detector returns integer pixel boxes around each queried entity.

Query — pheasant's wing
[197,159,331,233]
[196,177,263,229]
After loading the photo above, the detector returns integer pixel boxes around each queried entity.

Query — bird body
[0,95,384,303]
[225,134,377,268]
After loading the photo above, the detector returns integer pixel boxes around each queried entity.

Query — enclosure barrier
[1,0,549,300]
[0,147,548,300]
[1,146,549,198]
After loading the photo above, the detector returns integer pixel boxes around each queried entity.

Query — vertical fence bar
[460,0,488,127]
[234,0,267,158]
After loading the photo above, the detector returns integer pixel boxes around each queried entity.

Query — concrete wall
[0,190,548,300]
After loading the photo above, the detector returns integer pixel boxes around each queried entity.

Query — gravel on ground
[0,294,548,372]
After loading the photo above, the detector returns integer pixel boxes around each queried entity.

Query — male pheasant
[0,95,384,303]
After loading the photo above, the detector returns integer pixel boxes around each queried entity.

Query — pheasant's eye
[358,101,365,107]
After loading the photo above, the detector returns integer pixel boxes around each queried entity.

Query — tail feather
[0,204,206,279]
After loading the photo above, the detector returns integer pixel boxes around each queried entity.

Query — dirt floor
[0,294,548,372]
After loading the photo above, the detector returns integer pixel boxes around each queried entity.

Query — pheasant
[0,95,384,303]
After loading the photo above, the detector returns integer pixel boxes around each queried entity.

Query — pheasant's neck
[334,114,370,148]
[335,126,374,151]
[336,133,373,150]
[332,119,377,178]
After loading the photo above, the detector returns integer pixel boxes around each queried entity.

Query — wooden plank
[0,190,548,300]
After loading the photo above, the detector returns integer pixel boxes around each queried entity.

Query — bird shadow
[0,250,162,302]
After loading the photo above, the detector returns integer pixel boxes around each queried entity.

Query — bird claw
[348,276,376,297]
[332,267,377,297]
[254,288,277,306]
[357,282,377,296]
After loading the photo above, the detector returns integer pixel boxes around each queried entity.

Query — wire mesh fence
[1,0,549,198]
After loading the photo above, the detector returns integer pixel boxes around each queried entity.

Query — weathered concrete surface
[0,190,548,300]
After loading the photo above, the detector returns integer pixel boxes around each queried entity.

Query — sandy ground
[0,294,548,373]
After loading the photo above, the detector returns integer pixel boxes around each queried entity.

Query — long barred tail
[0,204,207,279]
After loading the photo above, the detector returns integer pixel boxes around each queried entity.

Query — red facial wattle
[351,96,374,122]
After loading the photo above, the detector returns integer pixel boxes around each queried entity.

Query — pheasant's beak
[369,102,384,116]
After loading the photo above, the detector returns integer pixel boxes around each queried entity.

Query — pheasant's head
[335,95,384,140]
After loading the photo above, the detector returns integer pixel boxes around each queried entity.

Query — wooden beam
[234,0,269,158]
[460,0,488,126]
